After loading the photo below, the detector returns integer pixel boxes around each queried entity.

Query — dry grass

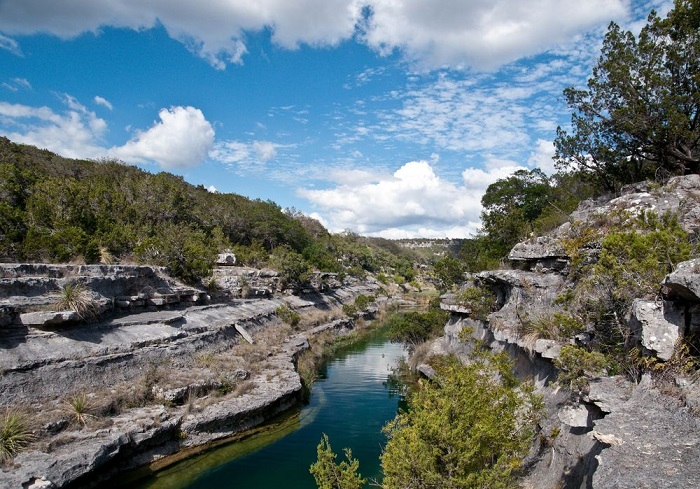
[53,282,99,320]
[64,393,96,428]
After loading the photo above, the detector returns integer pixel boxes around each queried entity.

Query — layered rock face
[440,175,700,488]
[0,263,377,488]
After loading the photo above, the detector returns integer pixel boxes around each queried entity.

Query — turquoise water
[133,333,406,488]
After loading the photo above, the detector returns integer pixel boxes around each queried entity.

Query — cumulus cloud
[0,96,106,158]
[0,0,632,71]
[112,106,214,169]
[94,96,113,110]
[361,0,628,70]
[527,139,557,174]
[298,159,522,238]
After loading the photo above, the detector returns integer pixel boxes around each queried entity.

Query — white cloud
[2,78,31,92]
[0,96,106,158]
[298,159,522,238]
[210,139,281,172]
[0,33,22,56]
[527,139,557,174]
[94,96,113,110]
[361,0,628,70]
[207,185,218,193]
[0,0,635,71]
[112,106,214,169]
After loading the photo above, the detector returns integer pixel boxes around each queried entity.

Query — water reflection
[131,336,406,489]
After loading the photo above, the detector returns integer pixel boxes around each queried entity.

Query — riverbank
[0,264,409,488]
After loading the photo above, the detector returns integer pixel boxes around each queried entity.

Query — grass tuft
[0,410,34,462]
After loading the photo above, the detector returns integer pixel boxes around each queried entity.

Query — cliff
[437,175,700,488]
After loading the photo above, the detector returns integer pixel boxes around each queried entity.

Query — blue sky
[0,0,671,238]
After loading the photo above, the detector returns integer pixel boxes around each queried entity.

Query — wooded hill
[0,137,419,285]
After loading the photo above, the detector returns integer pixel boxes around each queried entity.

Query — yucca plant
[65,393,96,427]
[0,410,34,462]
[54,282,99,320]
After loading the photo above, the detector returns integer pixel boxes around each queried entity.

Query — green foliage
[431,256,465,291]
[454,285,498,321]
[270,245,312,290]
[380,353,543,489]
[554,345,608,392]
[386,309,449,348]
[480,169,552,253]
[0,410,34,463]
[555,0,700,191]
[275,304,300,327]
[522,312,586,341]
[571,212,692,333]
[310,434,366,489]
[459,170,592,272]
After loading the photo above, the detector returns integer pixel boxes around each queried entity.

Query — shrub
[65,393,96,427]
[455,285,498,321]
[381,353,543,488]
[276,304,300,327]
[0,410,34,462]
[554,345,607,393]
[310,434,366,489]
[386,309,449,348]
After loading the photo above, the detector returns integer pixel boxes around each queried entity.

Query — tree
[555,0,700,192]
[480,168,552,248]
[380,353,543,489]
[310,434,366,489]
[431,255,465,291]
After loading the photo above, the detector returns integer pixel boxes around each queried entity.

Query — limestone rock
[664,258,700,301]
[570,174,700,236]
[19,310,79,326]
[629,299,682,361]
[592,376,700,489]
[586,376,634,414]
[534,339,561,359]
[558,404,592,428]
[216,252,237,266]
[508,236,568,271]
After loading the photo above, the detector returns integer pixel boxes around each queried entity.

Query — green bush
[455,285,498,321]
[554,345,607,392]
[381,354,543,488]
[0,410,34,462]
[386,309,449,348]
[310,434,366,489]
[275,305,300,327]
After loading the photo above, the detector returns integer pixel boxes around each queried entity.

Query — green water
[132,332,407,488]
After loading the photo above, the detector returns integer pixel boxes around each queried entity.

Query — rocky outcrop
[570,175,700,237]
[436,175,700,488]
[0,263,379,488]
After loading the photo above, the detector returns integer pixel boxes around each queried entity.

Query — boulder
[216,252,237,266]
[534,339,561,359]
[629,299,682,361]
[508,236,568,271]
[558,404,592,428]
[664,258,700,301]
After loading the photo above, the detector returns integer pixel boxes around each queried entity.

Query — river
[131,330,407,488]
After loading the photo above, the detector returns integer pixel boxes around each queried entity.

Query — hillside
[0,137,421,287]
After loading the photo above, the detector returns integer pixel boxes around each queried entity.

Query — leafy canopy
[555,0,700,191]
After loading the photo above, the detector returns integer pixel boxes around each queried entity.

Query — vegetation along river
[131,330,407,488]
